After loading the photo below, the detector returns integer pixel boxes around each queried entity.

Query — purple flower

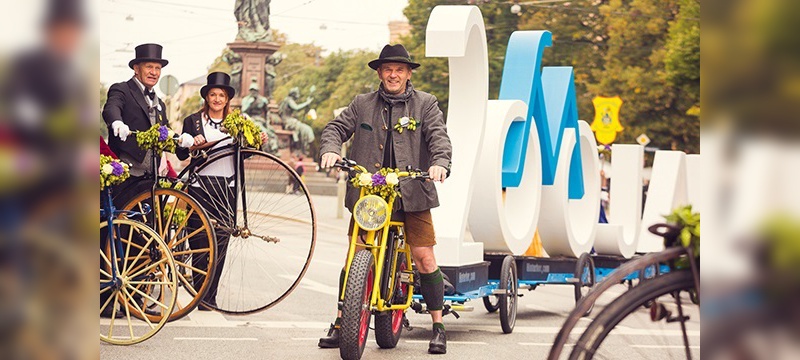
[111,161,125,176]
[158,125,168,141]
[372,173,386,186]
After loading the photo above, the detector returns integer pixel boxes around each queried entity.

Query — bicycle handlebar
[334,158,432,180]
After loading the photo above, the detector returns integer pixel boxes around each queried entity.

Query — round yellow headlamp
[353,195,389,231]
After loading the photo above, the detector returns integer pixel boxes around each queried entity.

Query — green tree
[585,0,698,154]
[401,0,519,117]
[664,0,700,116]
[516,0,609,124]
[272,49,379,159]
[177,95,202,124]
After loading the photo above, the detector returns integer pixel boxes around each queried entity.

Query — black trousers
[187,176,235,305]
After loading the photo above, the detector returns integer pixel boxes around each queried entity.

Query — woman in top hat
[176,71,267,309]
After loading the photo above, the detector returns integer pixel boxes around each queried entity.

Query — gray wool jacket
[319,85,452,213]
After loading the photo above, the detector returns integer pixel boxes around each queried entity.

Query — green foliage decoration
[222,109,263,148]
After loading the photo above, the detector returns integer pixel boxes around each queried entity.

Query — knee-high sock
[419,268,444,311]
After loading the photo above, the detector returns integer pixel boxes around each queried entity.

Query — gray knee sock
[419,268,444,311]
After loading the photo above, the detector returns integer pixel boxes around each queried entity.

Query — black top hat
[200,72,235,99]
[368,44,420,70]
[128,43,169,69]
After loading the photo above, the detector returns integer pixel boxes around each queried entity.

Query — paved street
[101,194,699,360]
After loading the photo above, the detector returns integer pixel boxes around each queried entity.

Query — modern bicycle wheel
[122,187,216,321]
[100,218,178,345]
[569,270,698,360]
[498,255,518,334]
[375,239,407,349]
[187,148,316,314]
[573,253,595,317]
[340,250,375,360]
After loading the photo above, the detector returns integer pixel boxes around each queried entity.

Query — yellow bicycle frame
[340,170,419,313]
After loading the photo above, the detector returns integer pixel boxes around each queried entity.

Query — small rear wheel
[482,295,500,313]
[498,255,518,334]
[340,250,375,360]
[374,254,407,349]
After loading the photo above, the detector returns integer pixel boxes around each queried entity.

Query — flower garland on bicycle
[351,167,402,200]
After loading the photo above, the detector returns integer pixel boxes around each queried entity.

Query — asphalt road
[100,194,699,360]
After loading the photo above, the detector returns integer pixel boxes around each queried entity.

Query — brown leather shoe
[318,323,340,348]
[428,327,446,354]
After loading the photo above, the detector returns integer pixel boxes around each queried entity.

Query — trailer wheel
[498,256,517,334]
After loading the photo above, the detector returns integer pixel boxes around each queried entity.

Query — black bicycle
[549,223,700,360]
[172,132,317,314]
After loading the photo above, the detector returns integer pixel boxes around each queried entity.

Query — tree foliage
[401,0,520,117]
[516,0,699,153]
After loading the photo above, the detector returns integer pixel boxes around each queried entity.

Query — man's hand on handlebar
[428,165,447,183]
[320,152,342,169]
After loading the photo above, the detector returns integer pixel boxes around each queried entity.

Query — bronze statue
[264,52,286,100]
[240,81,278,153]
[278,86,316,154]
[221,49,243,94]
[234,0,271,42]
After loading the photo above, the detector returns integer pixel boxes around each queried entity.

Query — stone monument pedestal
[227,41,280,101]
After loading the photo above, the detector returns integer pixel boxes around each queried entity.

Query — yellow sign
[590,96,624,145]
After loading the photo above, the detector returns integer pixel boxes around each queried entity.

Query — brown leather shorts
[348,209,436,247]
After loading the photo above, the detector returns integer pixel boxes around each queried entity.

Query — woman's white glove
[111,121,130,141]
[179,133,195,148]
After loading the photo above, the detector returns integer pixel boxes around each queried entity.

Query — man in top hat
[318,44,452,355]
[102,43,194,193]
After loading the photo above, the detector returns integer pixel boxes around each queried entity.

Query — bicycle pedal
[399,272,411,284]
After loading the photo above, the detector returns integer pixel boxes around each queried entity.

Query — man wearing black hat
[318,44,452,354]
[102,43,194,199]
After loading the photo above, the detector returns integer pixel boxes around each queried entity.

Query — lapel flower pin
[393,116,418,134]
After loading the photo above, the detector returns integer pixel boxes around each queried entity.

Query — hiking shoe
[428,326,446,354]
[318,323,340,348]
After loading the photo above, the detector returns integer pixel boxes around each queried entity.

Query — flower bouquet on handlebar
[222,109,263,149]
[334,158,430,360]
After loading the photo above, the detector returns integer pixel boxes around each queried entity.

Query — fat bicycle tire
[340,250,375,360]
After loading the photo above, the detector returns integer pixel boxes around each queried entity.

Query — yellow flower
[102,164,114,175]
[358,173,373,186]
[385,173,399,186]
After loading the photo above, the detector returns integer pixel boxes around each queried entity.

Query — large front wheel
[186,148,316,314]
[340,250,375,360]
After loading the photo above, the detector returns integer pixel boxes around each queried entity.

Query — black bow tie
[144,89,155,101]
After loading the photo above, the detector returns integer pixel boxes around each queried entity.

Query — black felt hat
[368,44,420,70]
[200,72,235,99]
[128,43,169,69]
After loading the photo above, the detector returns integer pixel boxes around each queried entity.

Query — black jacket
[176,111,205,161]
[102,78,168,163]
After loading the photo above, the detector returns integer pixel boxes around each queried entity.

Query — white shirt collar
[132,76,149,93]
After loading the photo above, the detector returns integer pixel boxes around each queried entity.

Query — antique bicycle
[124,118,317,315]
[100,156,178,345]
[119,128,217,321]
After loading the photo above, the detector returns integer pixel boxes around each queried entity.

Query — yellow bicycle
[334,159,430,360]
